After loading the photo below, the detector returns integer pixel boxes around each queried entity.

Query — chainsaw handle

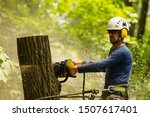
[59,76,69,83]
[59,75,76,83]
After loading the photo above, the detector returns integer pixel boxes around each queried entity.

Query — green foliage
[0,0,136,60]
[54,0,136,60]
[0,47,23,99]
[129,36,150,99]
[0,0,149,99]
[0,0,61,60]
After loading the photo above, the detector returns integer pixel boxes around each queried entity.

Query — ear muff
[121,29,127,38]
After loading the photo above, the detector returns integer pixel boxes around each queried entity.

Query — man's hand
[65,59,77,75]
[65,59,74,69]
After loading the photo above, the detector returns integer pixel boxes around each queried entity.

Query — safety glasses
[107,30,120,34]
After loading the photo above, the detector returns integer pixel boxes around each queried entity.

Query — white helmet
[107,17,129,31]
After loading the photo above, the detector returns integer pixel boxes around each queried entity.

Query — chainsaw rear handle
[59,75,76,83]
[53,60,76,83]
[53,59,92,83]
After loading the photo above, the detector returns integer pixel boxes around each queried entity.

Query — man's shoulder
[118,45,131,53]
[120,45,132,59]
[113,45,132,58]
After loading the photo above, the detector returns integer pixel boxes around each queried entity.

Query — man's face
[107,30,120,44]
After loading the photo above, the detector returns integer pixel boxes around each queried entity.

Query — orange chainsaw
[53,59,84,83]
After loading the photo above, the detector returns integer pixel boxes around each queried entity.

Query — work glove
[65,59,75,70]
[82,60,93,64]
[65,59,77,75]
[74,60,92,66]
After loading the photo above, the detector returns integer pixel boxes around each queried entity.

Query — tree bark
[17,35,60,100]
[137,0,149,39]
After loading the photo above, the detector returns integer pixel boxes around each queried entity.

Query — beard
[109,37,117,44]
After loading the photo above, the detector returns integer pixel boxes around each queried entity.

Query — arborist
[65,17,133,100]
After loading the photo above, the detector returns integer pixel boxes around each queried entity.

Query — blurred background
[0,0,150,99]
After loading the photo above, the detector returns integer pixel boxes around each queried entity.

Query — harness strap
[109,86,127,92]
[104,84,128,92]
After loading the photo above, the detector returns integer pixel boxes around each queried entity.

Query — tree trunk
[137,0,149,39]
[17,35,60,100]
[124,0,133,6]
[124,0,139,37]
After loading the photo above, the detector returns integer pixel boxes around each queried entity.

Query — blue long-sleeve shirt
[77,44,132,87]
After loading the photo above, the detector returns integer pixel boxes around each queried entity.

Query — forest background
[0,0,150,100]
